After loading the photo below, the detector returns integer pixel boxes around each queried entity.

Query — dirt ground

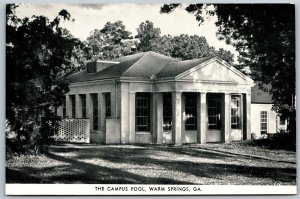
[6,142,296,185]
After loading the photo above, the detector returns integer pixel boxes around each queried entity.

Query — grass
[6,141,296,185]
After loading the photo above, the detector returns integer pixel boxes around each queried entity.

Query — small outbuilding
[57,51,255,144]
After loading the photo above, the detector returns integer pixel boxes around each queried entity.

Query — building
[56,51,258,144]
[251,84,287,138]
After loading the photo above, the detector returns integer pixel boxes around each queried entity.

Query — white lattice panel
[54,119,90,143]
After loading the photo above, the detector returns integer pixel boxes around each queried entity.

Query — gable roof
[156,57,212,78]
[251,84,273,104]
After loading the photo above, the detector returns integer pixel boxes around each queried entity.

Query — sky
[15,3,238,58]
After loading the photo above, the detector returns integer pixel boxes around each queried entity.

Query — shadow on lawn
[7,144,296,184]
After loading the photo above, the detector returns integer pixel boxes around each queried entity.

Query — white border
[2,0,299,198]
[5,184,297,195]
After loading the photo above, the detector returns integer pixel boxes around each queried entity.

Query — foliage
[248,131,296,151]
[87,19,235,64]
[86,21,134,60]
[160,4,295,133]
[136,20,161,52]
[135,20,235,64]
[6,4,82,153]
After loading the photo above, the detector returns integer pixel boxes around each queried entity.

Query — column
[129,92,136,144]
[199,92,207,144]
[224,93,231,143]
[153,92,163,144]
[99,93,105,132]
[244,93,251,140]
[196,93,201,143]
[87,94,93,130]
[66,95,72,118]
[120,84,130,144]
[110,91,116,118]
[172,92,182,145]
[76,94,81,118]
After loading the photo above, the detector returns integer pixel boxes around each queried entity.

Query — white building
[56,51,285,144]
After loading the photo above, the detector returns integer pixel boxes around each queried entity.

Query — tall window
[70,95,76,118]
[105,93,111,117]
[260,111,268,134]
[62,97,66,118]
[208,95,221,130]
[185,93,197,130]
[231,95,241,129]
[92,94,99,130]
[163,93,172,131]
[80,94,86,118]
[136,93,150,132]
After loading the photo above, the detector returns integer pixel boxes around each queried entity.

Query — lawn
[6,142,296,185]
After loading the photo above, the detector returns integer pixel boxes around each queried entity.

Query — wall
[105,118,121,144]
[251,103,278,138]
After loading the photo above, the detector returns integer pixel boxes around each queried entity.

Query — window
[163,93,172,131]
[279,115,285,125]
[80,94,86,118]
[136,93,150,132]
[105,93,111,117]
[92,94,98,130]
[260,111,268,134]
[185,93,197,130]
[208,95,221,130]
[70,95,76,118]
[231,95,241,129]
[62,97,66,118]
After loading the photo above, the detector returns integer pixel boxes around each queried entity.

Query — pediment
[177,58,253,85]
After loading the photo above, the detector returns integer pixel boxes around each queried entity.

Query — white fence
[54,119,90,143]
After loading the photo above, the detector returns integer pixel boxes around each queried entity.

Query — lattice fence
[54,119,90,143]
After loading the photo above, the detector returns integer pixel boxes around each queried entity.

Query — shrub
[248,130,296,151]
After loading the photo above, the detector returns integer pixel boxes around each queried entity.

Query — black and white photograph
[5,1,297,195]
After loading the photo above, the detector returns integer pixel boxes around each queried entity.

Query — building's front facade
[57,51,255,144]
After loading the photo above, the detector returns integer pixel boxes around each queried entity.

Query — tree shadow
[6,144,296,184]
[93,147,296,184]
[7,151,189,184]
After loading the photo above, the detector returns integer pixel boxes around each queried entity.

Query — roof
[67,51,179,82]
[156,57,212,78]
[67,51,251,84]
[67,52,146,82]
[251,84,273,104]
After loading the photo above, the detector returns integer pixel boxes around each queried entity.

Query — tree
[214,48,234,65]
[161,4,295,133]
[86,20,133,60]
[149,35,174,57]
[136,20,161,51]
[135,20,235,64]
[171,34,215,60]
[6,4,83,153]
